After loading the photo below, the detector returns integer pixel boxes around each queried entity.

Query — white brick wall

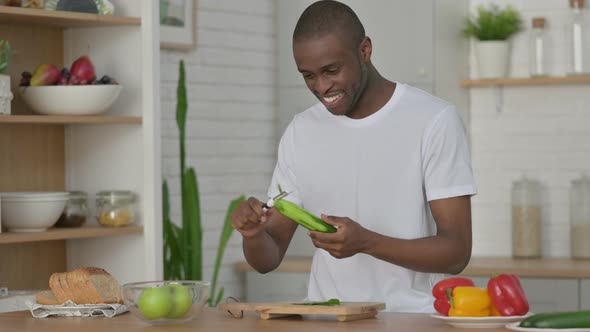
[469,0,590,257]
[160,0,276,300]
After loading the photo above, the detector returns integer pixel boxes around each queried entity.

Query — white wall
[160,0,277,300]
[469,0,590,257]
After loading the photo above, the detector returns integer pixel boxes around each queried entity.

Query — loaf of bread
[35,267,123,305]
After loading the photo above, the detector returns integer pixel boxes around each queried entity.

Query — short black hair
[293,0,366,48]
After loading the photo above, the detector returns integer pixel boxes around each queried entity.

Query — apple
[166,284,193,318]
[137,286,172,320]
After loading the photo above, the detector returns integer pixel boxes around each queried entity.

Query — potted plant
[162,60,246,307]
[0,40,13,115]
[463,4,523,79]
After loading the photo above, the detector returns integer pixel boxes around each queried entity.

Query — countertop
[0,308,517,332]
[235,256,590,278]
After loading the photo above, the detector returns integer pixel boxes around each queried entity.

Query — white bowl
[1,192,69,232]
[19,85,122,115]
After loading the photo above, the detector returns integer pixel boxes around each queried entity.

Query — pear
[30,64,61,86]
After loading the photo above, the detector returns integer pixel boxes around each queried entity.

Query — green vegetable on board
[294,298,341,306]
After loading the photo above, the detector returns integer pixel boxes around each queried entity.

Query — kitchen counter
[0,308,515,332]
[235,256,590,279]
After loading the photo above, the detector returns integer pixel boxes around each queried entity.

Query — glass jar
[511,176,542,258]
[566,0,590,75]
[570,175,590,259]
[96,190,135,227]
[55,191,88,228]
[529,17,548,77]
[21,0,44,8]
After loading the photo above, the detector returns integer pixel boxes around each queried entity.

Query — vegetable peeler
[262,191,290,211]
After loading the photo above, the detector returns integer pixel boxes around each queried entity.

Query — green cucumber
[520,311,590,329]
[273,199,336,233]
[294,298,340,306]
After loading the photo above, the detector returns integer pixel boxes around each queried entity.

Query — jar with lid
[55,191,88,228]
[567,0,590,75]
[511,176,543,258]
[529,17,549,77]
[570,174,590,259]
[96,191,135,227]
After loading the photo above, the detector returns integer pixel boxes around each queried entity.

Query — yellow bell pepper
[491,304,501,316]
[447,286,492,317]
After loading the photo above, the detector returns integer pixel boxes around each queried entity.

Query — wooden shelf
[0,115,142,124]
[0,6,140,28]
[460,75,590,87]
[0,225,143,244]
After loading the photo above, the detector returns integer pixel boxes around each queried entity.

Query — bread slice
[35,290,61,305]
[67,268,89,304]
[48,272,68,304]
[58,272,78,304]
[79,267,123,304]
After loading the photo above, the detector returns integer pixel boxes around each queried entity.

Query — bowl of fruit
[18,55,122,116]
[121,280,210,325]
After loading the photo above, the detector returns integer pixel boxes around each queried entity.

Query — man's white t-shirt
[267,83,477,313]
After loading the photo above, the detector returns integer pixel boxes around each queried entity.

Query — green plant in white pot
[463,4,523,79]
[0,40,13,115]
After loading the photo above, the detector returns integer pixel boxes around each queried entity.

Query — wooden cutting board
[219,301,386,322]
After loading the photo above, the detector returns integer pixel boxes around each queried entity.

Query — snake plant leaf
[176,60,187,143]
[208,195,245,306]
[163,180,184,279]
[184,167,202,281]
[214,287,224,308]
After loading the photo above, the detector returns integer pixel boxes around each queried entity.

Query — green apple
[166,284,193,318]
[137,286,172,320]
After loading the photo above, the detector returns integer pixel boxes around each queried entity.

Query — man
[231,0,476,313]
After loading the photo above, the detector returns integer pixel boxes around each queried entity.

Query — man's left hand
[308,215,372,259]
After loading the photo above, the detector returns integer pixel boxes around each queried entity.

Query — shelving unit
[460,75,590,112]
[460,75,590,87]
[0,1,161,291]
[0,6,140,27]
[0,226,143,245]
[0,115,142,124]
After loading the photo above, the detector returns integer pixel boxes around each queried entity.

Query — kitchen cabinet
[238,257,590,312]
[0,2,161,291]
[460,75,590,87]
[276,0,469,139]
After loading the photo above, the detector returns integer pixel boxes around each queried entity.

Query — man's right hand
[231,197,268,238]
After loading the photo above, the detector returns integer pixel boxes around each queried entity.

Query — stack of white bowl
[0,192,68,232]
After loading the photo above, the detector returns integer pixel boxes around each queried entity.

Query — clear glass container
[511,175,542,258]
[570,175,590,259]
[96,190,135,227]
[55,191,88,228]
[567,0,590,75]
[529,17,548,77]
[21,0,44,8]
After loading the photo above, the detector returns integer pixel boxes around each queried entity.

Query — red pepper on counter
[487,274,529,316]
[432,277,476,316]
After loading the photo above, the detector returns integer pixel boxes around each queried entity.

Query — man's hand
[231,197,269,239]
[308,215,372,259]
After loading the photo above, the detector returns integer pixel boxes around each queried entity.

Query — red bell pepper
[487,274,529,316]
[432,277,475,316]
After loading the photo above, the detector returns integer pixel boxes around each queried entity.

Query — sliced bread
[35,290,61,305]
[43,267,122,305]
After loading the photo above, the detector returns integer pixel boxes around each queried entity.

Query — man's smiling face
[293,32,369,118]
